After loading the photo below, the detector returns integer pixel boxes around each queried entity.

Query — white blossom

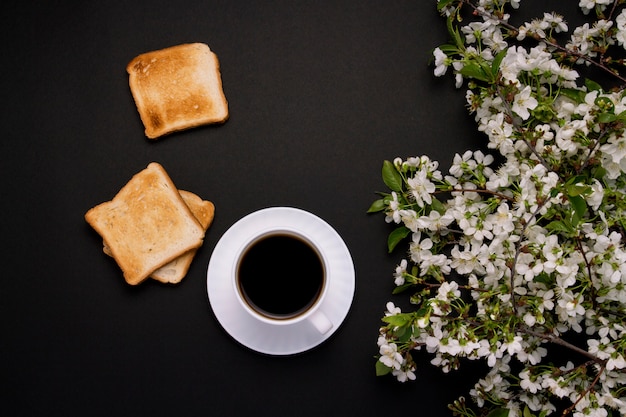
[385,302,401,316]
[416,210,454,234]
[393,259,408,286]
[519,370,542,394]
[409,231,434,265]
[579,1,612,16]
[616,9,626,47]
[392,367,416,382]
[433,47,449,77]
[406,169,435,208]
[379,342,403,370]
[436,281,461,302]
[385,191,402,224]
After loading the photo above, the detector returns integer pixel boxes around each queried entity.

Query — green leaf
[593,165,607,180]
[388,226,411,253]
[367,199,386,213]
[559,88,586,103]
[430,196,446,214]
[381,313,411,327]
[437,0,457,11]
[382,160,404,192]
[568,194,587,225]
[598,112,617,123]
[487,408,510,417]
[392,282,414,294]
[396,326,413,343]
[566,183,590,197]
[491,48,507,76]
[458,62,490,82]
[549,187,560,198]
[375,360,392,376]
[585,78,603,92]
[533,272,554,286]
[446,13,465,48]
[524,406,534,417]
[545,220,574,235]
[437,43,459,53]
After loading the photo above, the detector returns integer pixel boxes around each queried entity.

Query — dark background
[2,1,575,416]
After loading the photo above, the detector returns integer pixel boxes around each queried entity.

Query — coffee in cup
[234,230,332,333]
[237,232,325,318]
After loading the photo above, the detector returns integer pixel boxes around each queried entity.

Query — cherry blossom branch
[375,3,626,414]
[460,0,626,85]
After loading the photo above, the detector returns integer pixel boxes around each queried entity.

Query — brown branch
[562,364,606,416]
[404,274,491,293]
[518,325,605,365]
[434,188,515,202]
[578,136,604,175]
[575,237,597,310]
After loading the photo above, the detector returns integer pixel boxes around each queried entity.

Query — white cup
[232,229,333,334]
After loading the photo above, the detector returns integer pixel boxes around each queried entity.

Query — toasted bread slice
[102,190,215,284]
[127,43,229,139]
[85,162,205,285]
[150,190,214,283]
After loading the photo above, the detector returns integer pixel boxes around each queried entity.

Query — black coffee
[237,233,324,319]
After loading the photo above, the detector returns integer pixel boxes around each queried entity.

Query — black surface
[3,1,494,416]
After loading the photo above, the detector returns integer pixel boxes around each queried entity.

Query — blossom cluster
[371,1,626,416]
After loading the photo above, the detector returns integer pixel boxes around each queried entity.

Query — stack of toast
[85,162,214,285]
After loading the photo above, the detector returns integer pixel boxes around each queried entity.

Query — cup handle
[308,310,333,334]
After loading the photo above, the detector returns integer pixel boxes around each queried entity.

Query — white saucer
[206,207,355,355]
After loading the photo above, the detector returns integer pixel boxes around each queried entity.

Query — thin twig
[562,364,606,416]
[578,128,608,175]
[518,325,605,365]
